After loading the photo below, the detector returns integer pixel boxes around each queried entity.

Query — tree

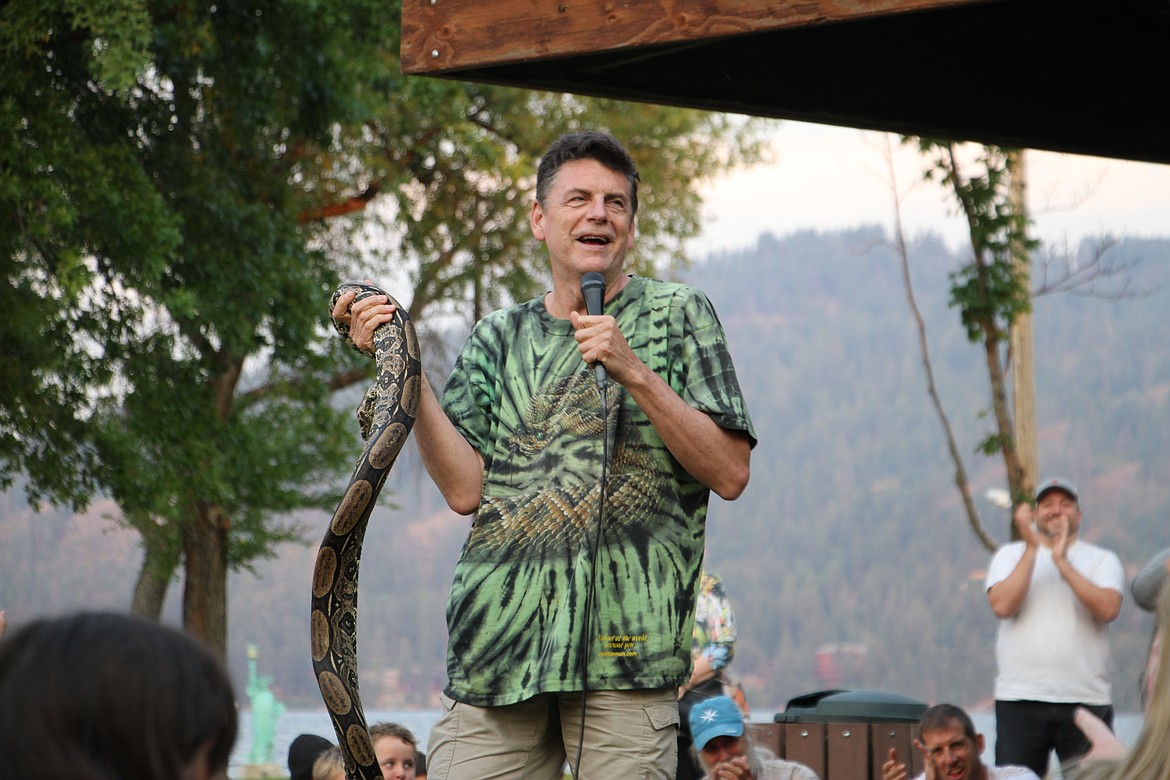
[916,140,1035,527]
[887,138,1141,548]
[0,1,771,655]
[877,137,999,550]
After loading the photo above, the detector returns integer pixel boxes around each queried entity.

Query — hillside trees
[0,1,769,655]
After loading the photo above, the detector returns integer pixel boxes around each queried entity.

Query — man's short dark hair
[535,131,640,216]
[918,703,978,744]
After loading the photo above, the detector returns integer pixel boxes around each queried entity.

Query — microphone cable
[572,364,609,780]
[572,271,611,779]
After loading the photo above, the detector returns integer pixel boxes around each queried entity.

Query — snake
[311,282,422,780]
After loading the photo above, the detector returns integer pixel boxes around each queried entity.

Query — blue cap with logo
[689,694,745,751]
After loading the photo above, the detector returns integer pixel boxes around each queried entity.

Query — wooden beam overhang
[401,0,1170,164]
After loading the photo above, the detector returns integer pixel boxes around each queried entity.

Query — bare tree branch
[880,136,997,551]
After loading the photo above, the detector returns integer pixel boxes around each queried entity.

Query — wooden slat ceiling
[401,0,1170,164]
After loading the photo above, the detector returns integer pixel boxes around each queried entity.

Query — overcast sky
[690,120,1170,257]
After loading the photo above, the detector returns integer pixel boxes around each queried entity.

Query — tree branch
[882,136,997,552]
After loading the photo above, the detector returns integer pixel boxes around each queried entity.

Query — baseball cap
[1036,477,1079,503]
[689,695,745,751]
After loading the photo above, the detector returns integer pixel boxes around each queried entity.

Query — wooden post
[1008,148,1037,516]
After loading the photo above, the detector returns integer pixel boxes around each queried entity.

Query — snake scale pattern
[311,283,421,780]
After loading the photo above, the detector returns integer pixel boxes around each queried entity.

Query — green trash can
[775,688,928,724]
[771,689,928,780]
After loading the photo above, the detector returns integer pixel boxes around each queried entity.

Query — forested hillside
[688,229,1170,713]
[3,229,1167,715]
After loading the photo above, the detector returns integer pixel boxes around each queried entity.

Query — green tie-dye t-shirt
[440,275,755,706]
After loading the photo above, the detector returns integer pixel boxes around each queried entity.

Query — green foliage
[0,0,771,642]
[977,433,1008,457]
[354,80,771,322]
[911,140,1035,344]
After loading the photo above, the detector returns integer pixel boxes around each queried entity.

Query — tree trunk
[982,326,1025,514]
[182,500,231,659]
[130,522,180,618]
[1007,148,1037,536]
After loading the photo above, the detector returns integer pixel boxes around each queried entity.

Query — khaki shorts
[426,687,679,780]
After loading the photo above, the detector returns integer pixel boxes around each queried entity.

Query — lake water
[230,708,1144,778]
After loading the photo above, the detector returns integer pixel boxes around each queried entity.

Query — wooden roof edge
[401,0,994,75]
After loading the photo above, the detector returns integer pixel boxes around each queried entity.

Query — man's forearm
[988,548,1037,618]
[621,363,750,500]
[1055,559,1123,623]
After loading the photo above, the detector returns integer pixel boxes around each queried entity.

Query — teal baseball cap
[689,695,744,751]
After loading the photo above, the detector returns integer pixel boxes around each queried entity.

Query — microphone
[580,272,607,391]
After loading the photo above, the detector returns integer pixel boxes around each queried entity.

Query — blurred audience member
[985,479,1124,776]
[1133,547,1170,707]
[371,721,418,780]
[0,610,237,780]
[689,695,818,780]
[289,733,336,780]
[1077,575,1170,780]
[883,704,1038,780]
[678,569,746,780]
[313,745,346,780]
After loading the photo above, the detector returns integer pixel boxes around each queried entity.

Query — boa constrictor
[311,283,421,780]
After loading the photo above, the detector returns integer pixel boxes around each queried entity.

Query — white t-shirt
[912,765,1039,780]
[986,539,1124,704]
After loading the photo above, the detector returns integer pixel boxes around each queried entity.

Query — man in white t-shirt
[882,704,1038,780]
[985,478,1125,777]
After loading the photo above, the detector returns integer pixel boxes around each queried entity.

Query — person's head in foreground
[0,610,237,780]
[370,722,418,780]
[916,704,989,780]
[289,734,336,780]
[689,694,762,776]
[312,745,345,780]
[1078,576,1170,780]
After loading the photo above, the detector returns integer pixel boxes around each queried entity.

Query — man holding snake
[335,131,755,779]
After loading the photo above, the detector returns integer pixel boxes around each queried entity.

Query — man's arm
[1133,549,1170,611]
[987,505,1039,618]
[1050,518,1123,623]
[571,310,750,500]
[1053,558,1123,623]
[1074,706,1129,762]
[334,290,484,515]
[620,364,751,500]
[412,370,484,515]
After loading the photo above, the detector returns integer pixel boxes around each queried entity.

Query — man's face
[1035,489,1081,538]
[530,158,635,289]
[920,723,985,780]
[698,734,748,769]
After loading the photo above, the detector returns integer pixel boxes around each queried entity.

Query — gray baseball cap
[1036,477,1079,503]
